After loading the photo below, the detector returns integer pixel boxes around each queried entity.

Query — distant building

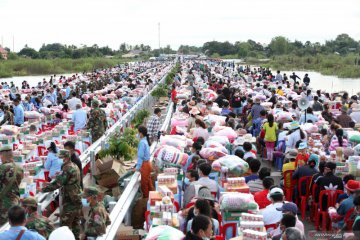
[0,45,8,60]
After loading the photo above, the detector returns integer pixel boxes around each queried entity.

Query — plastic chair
[221,222,237,239]
[283,170,296,201]
[145,210,150,231]
[310,183,319,221]
[173,201,180,212]
[315,190,344,231]
[343,208,355,231]
[217,212,223,233]
[185,202,195,209]
[75,149,81,156]
[298,176,312,220]
[265,223,278,231]
[214,236,224,240]
[211,191,217,199]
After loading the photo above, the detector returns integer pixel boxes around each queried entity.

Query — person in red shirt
[254,177,274,209]
[171,85,177,112]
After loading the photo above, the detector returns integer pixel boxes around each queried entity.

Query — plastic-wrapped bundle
[276,112,293,122]
[24,111,42,119]
[160,135,187,150]
[39,107,52,115]
[200,147,228,161]
[220,192,259,212]
[208,136,230,146]
[212,155,249,176]
[145,225,184,240]
[353,144,360,155]
[214,127,238,142]
[203,114,226,127]
[170,113,189,128]
[303,123,319,134]
[154,145,188,166]
[0,125,19,136]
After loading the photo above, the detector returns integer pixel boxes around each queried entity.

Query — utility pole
[158,22,161,52]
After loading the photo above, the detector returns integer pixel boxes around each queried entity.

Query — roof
[0,46,7,54]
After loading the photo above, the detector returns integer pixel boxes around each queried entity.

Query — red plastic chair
[343,208,355,231]
[298,176,312,220]
[145,210,150,231]
[217,212,223,233]
[173,201,180,212]
[310,183,319,221]
[265,223,278,231]
[315,190,344,231]
[214,236,224,240]
[75,149,81,156]
[211,191,217,199]
[186,202,195,209]
[221,222,237,238]
[283,170,296,201]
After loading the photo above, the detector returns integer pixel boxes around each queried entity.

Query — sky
[0,0,359,52]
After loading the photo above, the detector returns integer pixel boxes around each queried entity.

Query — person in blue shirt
[183,142,202,172]
[0,205,45,240]
[44,142,63,180]
[42,89,55,106]
[336,180,360,228]
[71,104,87,132]
[52,88,58,105]
[13,99,24,126]
[65,83,71,100]
[22,96,32,111]
[299,107,319,124]
[135,126,154,198]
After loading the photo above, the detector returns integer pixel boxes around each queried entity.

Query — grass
[249,54,360,78]
[0,57,143,78]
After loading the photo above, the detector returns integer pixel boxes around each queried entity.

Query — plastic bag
[220,192,258,212]
[200,147,228,161]
[160,135,187,150]
[154,145,188,166]
[214,127,238,142]
[145,225,184,240]
[0,125,19,136]
[212,155,249,175]
[24,111,42,119]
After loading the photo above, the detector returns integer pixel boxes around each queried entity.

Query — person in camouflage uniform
[83,186,111,238]
[0,146,24,226]
[87,99,108,143]
[22,197,55,239]
[42,149,82,240]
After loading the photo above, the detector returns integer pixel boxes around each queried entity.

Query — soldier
[83,186,111,238]
[22,197,55,239]
[0,145,24,226]
[42,149,82,240]
[87,99,108,143]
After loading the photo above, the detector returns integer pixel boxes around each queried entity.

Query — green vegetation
[0,57,136,78]
[98,128,139,162]
[151,63,181,98]
[202,34,360,78]
[131,109,150,128]
[262,54,360,78]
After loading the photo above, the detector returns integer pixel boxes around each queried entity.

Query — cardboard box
[222,211,244,221]
[94,158,126,188]
[224,183,250,193]
[116,226,141,240]
[149,191,174,206]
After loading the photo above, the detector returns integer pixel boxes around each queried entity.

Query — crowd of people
[0,61,173,239]
[139,60,360,240]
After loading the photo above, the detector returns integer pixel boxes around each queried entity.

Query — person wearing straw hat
[82,186,111,238]
[22,197,55,239]
[0,145,24,226]
[42,149,82,240]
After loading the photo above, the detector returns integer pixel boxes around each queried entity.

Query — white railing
[97,101,174,240]
[0,62,174,233]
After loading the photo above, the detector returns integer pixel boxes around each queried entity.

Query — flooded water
[0,74,74,89]
[281,70,360,94]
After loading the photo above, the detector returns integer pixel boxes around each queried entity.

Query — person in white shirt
[71,104,87,132]
[350,104,360,123]
[67,92,82,111]
[260,187,285,229]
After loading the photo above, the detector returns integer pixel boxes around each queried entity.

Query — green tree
[268,36,290,55]
[18,47,39,58]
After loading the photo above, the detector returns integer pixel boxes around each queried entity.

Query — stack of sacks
[212,155,249,176]
[171,112,189,128]
[213,126,238,142]
[203,114,226,127]
[199,147,228,161]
